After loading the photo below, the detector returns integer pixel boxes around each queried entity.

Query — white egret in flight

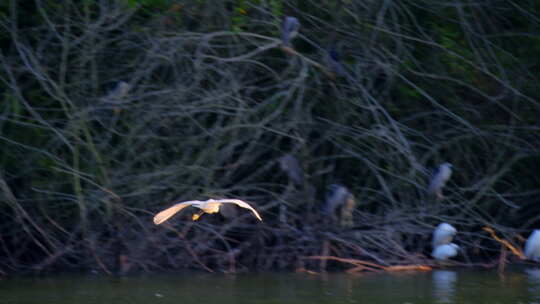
[153,199,262,225]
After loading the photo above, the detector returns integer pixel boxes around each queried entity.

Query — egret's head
[441,163,453,169]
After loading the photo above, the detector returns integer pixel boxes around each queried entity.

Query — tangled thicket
[0,0,539,274]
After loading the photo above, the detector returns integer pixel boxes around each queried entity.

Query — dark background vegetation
[0,0,539,274]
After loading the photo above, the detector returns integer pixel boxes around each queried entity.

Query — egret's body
[428,163,453,201]
[525,230,540,261]
[278,154,304,186]
[103,81,131,104]
[323,184,351,215]
[281,16,300,46]
[323,184,355,228]
[153,199,262,225]
[432,223,457,248]
[326,47,346,77]
[432,243,459,261]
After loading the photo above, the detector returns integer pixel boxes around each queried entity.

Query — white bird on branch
[281,16,300,47]
[427,163,453,201]
[153,199,262,225]
[525,230,540,261]
[432,222,457,248]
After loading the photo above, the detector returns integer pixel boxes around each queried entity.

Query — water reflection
[526,268,540,303]
[0,270,536,304]
[432,270,457,303]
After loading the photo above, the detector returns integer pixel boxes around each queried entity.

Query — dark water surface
[2,268,540,304]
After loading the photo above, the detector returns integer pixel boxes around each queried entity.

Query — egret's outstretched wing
[219,199,263,221]
[153,201,200,225]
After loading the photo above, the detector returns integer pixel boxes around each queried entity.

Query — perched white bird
[153,199,262,225]
[323,184,351,215]
[524,230,540,261]
[102,81,131,104]
[428,163,453,201]
[281,16,300,47]
[322,184,356,228]
[432,223,457,248]
[432,243,459,261]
